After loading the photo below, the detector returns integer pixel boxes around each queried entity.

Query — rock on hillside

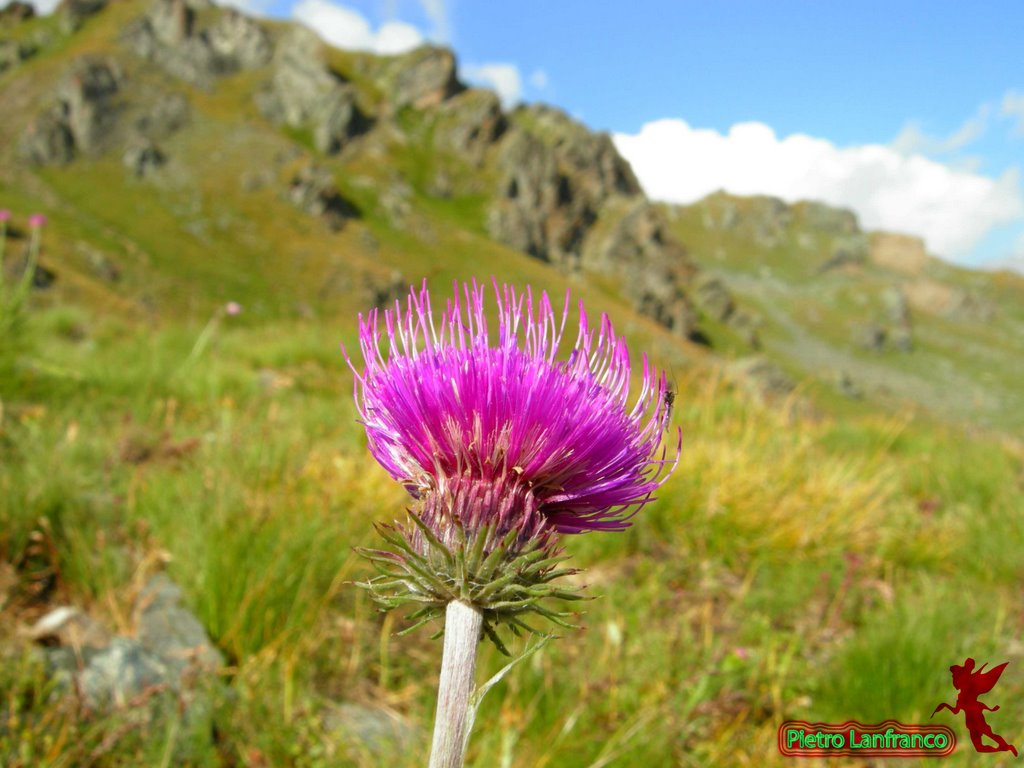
[255,27,369,155]
[125,0,271,86]
[869,232,930,275]
[484,104,716,341]
[21,56,123,163]
[385,45,462,110]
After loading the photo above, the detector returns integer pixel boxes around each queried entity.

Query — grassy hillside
[2,1,1024,766]
[665,193,1024,432]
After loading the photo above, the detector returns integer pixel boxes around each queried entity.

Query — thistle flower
[349,279,677,535]
[28,213,46,228]
[348,280,677,631]
[0,210,10,223]
[347,279,679,768]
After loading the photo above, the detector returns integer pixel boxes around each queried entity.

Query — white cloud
[613,119,1024,261]
[461,63,522,107]
[1001,90,1024,136]
[417,0,450,42]
[891,105,989,156]
[25,0,61,14]
[529,68,549,91]
[292,0,423,54]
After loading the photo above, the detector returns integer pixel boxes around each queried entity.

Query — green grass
[2,308,1022,766]
[2,2,1024,763]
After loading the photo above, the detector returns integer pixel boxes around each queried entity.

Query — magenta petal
[346,279,680,535]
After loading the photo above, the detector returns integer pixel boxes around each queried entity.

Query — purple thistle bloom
[346,279,679,543]
[0,210,10,223]
[28,213,47,228]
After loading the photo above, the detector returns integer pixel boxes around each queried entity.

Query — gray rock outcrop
[0,39,36,72]
[0,1,35,23]
[207,8,272,69]
[57,0,107,32]
[432,88,506,166]
[488,105,640,267]
[584,200,700,338]
[125,0,271,86]
[287,163,358,229]
[32,574,223,712]
[387,45,462,110]
[21,57,123,164]
[483,105,720,340]
[256,28,368,155]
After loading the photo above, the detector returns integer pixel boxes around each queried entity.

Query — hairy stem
[429,600,483,768]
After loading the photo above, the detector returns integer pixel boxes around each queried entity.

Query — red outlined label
[778,720,956,757]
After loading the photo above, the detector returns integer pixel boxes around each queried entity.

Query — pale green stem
[429,600,483,768]
[183,307,226,367]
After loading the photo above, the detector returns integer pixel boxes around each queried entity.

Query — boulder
[817,235,869,273]
[32,574,223,714]
[207,8,271,69]
[584,201,700,339]
[257,28,367,155]
[126,0,272,86]
[0,1,35,23]
[123,139,165,177]
[57,0,107,32]
[135,574,223,677]
[21,111,75,164]
[313,88,363,154]
[21,56,123,164]
[432,88,506,165]
[59,57,123,153]
[287,164,358,229]
[487,130,560,259]
[0,39,36,72]
[388,45,462,110]
[487,106,640,266]
[869,232,929,275]
[148,0,191,46]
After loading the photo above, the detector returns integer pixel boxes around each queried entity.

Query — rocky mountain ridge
[2,0,1022,430]
[4,0,724,342]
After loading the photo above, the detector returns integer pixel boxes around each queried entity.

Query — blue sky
[33,0,1024,268]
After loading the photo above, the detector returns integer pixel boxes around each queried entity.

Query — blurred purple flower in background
[28,213,47,228]
[225,301,242,316]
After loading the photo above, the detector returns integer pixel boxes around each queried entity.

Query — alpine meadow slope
[2,1,1024,766]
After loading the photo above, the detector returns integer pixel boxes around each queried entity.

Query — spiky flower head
[346,279,678,647]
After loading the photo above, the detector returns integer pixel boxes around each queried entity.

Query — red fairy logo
[933,658,1017,757]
